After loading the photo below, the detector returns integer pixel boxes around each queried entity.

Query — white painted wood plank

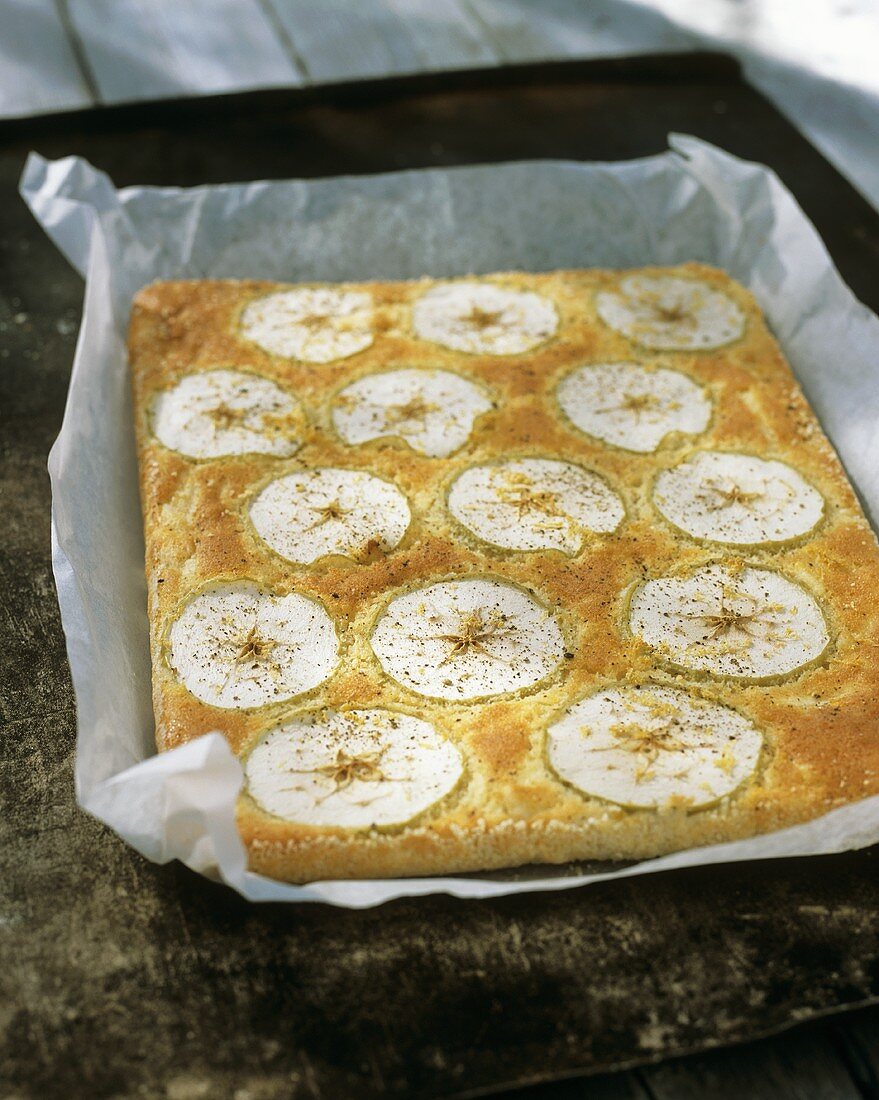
[265,0,424,81]
[383,0,499,69]
[463,0,695,62]
[0,0,93,116]
[67,0,305,104]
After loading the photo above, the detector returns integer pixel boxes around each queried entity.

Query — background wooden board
[64,0,306,102]
[2,55,879,1099]
[0,0,94,116]
[4,1,879,217]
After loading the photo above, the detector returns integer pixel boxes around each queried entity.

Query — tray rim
[0,50,745,139]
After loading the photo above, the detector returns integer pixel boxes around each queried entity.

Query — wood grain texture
[641,1028,863,1100]
[836,1009,879,1098]
[3,56,879,1100]
[0,0,93,116]
[66,0,305,103]
[265,0,495,81]
[266,0,429,81]
[508,1070,652,1097]
[461,0,696,62]
[383,0,498,68]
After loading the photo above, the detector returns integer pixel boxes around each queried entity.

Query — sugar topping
[653,451,824,546]
[240,287,373,363]
[447,457,624,554]
[244,708,463,829]
[595,274,746,350]
[249,468,410,565]
[151,369,302,459]
[556,361,711,453]
[167,581,339,709]
[412,281,558,355]
[547,684,762,810]
[628,563,830,679]
[370,578,566,700]
[331,368,493,458]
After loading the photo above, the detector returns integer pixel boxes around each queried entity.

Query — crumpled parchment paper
[20,135,879,907]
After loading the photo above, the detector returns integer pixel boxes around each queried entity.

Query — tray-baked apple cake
[128,264,879,882]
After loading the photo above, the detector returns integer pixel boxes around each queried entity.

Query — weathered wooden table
[2,56,878,1098]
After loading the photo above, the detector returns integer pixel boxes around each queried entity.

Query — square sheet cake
[128,264,879,882]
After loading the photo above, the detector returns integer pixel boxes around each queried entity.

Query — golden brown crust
[128,265,879,882]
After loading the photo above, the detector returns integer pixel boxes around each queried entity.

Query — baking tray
[3,53,878,1100]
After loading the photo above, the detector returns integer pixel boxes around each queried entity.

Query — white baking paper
[20,136,879,907]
